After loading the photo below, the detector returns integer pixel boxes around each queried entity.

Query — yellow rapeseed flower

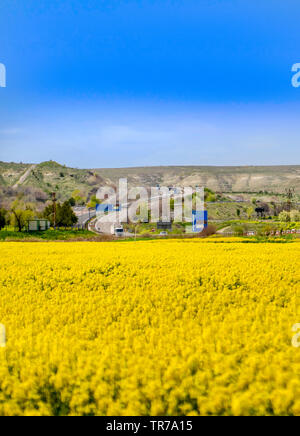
[0,240,299,415]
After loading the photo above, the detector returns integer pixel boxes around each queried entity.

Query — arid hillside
[0,161,299,208]
[95,165,300,193]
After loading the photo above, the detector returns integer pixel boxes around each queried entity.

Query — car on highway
[159,231,168,236]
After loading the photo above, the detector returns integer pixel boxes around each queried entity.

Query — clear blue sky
[0,0,300,168]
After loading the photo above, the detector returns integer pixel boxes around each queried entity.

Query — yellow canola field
[0,240,299,416]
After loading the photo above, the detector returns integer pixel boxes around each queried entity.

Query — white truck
[110,224,124,237]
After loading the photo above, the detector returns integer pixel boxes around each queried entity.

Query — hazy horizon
[1,159,300,171]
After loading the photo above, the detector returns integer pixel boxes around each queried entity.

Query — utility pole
[51,192,57,228]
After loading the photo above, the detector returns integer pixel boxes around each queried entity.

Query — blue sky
[0,0,300,167]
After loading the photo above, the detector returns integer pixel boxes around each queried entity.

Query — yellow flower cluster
[0,240,299,416]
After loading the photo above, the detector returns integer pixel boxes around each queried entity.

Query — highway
[73,207,96,228]
[93,191,204,235]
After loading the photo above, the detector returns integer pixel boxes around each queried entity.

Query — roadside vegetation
[0,228,95,242]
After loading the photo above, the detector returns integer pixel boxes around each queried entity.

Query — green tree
[87,195,100,208]
[43,201,78,227]
[0,208,7,230]
[279,211,290,223]
[71,189,86,206]
[42,203,55,226]
[58,201,78,227]
[236,208,241,218]
[10,200,35,232]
